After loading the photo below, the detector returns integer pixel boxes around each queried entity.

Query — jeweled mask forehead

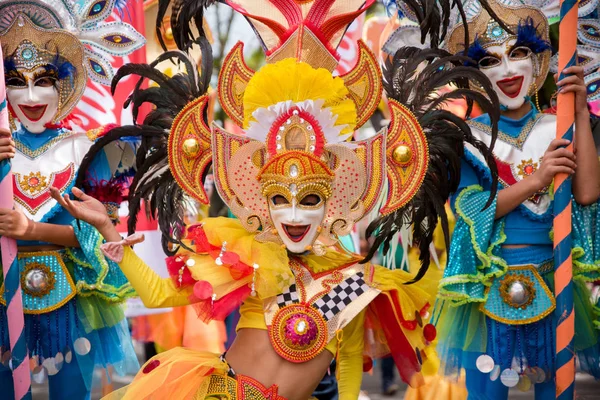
[259,151,335,202]
[480,21,516,47]
[267,107,326,156]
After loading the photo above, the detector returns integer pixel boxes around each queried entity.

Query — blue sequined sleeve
[440,159,507,306]
[66,220,135,302]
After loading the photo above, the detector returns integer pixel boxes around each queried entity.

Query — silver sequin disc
[64,346,73,364]
[490,365,501,381]
[32,364,43,375]
[476,354,495,373]
[500,368,519,387]
[32,366,47,384]
[54,352,64,371]
[74,337,92,356]
[43,357,59,376]
[535,367,546,383]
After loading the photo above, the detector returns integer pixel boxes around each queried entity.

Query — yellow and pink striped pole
[0,45,31,399]
[554,0,578,398]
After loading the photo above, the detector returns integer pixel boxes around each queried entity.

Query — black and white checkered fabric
[313,272,367,321]
[276,284,299,308]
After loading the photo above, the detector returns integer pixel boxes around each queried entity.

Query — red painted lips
[18,104,48,122]
[496,76,524,98]
[282,224,310,242]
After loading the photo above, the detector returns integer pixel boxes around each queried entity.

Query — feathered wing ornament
[156,0,216,51]
[75,40,213,254]
[364,46,501,283]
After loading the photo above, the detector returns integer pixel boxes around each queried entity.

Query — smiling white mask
[478,38,536,110]
[269,192,326,254]
[6,66,60,133]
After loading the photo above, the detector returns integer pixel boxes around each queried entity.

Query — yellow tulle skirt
[103,348,291,399]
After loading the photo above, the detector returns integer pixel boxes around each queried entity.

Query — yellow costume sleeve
[119,246,193,308]
[337,310,365,400]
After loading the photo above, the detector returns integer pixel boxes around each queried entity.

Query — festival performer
[0,1,144,398]
[436,1,600,398]
[53,0,502,398]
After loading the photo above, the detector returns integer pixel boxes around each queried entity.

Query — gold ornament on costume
[381,100,429,215]
[168,96,213,204]
[445,2,550,95]
[517,158,538,178]
[393,145,413,165]
[259,151,335,203]
[19,172,48,195]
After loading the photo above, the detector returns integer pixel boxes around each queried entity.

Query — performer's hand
[555,66,588,116]
[532,138,576,190]
[0,130,15,161]
[50,187,111,230]
[0,207,34,240]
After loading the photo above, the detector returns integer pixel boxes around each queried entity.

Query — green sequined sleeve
[572,200,600,282]
[66,220,135,302]
[438,185,507,306]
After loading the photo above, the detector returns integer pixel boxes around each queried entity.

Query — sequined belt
[481,262,556,325]
[0,250,76,314]
[202,355,288,399]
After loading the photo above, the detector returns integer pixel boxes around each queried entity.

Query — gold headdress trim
[445,2,550,92]
[168,95,213,204]
[217,42,255,128]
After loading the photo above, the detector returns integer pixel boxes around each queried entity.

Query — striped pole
[554,0,578,398]
[0,45,31,399]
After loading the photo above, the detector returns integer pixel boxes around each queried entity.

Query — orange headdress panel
[168,0,386,246]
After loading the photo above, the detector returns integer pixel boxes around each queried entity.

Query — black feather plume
[397,0,513,49]
[364,46,500,284]
[157,0,217,52]
[76,40,213,255]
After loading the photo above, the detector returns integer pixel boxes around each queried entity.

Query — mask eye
[6,77,26,87]
[271,195,289,205]
[299,194,322,207]
[34,77,57,88]
[478,56,501,68]
[509,46,532,60]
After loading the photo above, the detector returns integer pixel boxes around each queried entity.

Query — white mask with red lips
[6,66,59,133]
[268,193,326,254]
[479,38,535,110]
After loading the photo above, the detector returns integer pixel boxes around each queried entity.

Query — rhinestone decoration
[486,21,509,44]
[498,273,536,310]
[289,164,299,178]
[15,41,40,69]
[21,262,55,298]
[270,304,328,363]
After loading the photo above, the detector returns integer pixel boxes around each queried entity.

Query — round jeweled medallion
[21,263,55,298]
[498,273,536,310]
[269,304,327,363]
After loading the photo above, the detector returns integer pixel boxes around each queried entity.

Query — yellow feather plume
[243,59,357,135]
